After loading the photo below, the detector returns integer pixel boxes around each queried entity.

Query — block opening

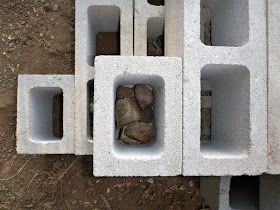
[29,87,63,141]
[87,79,94,141]
[200,65,250,158]
[87,6,120,66]
[200,0,249,46]
[147,17,164,56]
[113,75,165,158]
[229,176,259,209]
[147,0,164,6]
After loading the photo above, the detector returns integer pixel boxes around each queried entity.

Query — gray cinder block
[17,75,75,154]
[267,0,280,174]
[75,0,134,155]
[134,0,164,56]
[165,0,267,175]
[93,56,182,176]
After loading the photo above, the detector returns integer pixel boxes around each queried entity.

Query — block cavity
[134,0,164,56]
[17,75,75,154]
[93,56,182,176]
[75,0,133,155]
[200,0,249,47]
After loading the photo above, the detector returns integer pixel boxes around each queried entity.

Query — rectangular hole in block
[113,75,165,157]
[87,79,94,141]
[147,0,164,6]
[29,87,63,141]
[87,6,120,66]
[200,0,249,46]
[229,176,259,209]
[115,84,155,145]
[200,64,250,158]
[147,17,164,56]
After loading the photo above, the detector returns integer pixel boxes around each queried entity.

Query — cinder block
[17,75,75,154]
[165,0,267,175]
[93,56,182,176]
[201,176,260,210]
[267,0,280,174]
[134,0,164,56]
[75,0,133,155]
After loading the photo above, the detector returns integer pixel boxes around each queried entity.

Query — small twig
[1,158,30,181]
[100,194,112,210]
[55,158,77,183]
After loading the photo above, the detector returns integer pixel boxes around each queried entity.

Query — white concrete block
[134,0,164,56]
[201,176,260,210]
[75,0,133,155]
[17,75,75,154]
[93,56,182,176]
[267,0,280,174]
[165,0,267,175]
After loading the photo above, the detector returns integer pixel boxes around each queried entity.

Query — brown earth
[0,0,209,209]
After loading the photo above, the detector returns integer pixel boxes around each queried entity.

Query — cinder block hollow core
[147,17,164,56]
[29,87,63,142]
[113,75,165,157]
[200,0,249,46]
[229,176,259,209]
[87,5,120,65]
[200,65,250,158]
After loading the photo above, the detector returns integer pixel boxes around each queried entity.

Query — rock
[124,122,155,143]
[134,84,154,110]
[53,4,59,12]
[119,128,141,145]
[115,98,141,127]
[140,108,153,123]
[116,85,134,100]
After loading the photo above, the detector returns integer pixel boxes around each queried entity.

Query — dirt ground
[0,0,208,209]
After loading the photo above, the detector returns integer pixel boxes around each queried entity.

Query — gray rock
[140,108,153,123]
[115,98,141,127]
[116,85,134,100]
[124,122,155,143]
[134,84,154,110]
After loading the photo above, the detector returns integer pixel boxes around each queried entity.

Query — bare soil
[0,0,208,209]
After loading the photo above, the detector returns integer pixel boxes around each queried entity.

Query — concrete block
[93,56,182,176]
[17,75,75,154]
[165,0,267,175]
[201,176,260,210]
[267,0,280,174]
[75,0,133,155]
[134,0,164,56]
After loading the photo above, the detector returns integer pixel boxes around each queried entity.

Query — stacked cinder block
[75,0,134,155]
[134,0,164,56]
[17,75,75,154]
[93,56,182,176]
[166,0,267,176]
